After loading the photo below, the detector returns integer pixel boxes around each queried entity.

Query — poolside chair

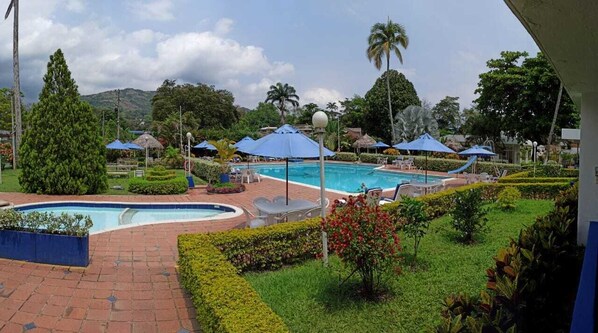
[365,187,383,206]
[316,197,330,208]
[275,210,304,223]
[304,207,322,219]
[253,197,271,215]
[403,158,414,170]
[273,195,289,204]
[240,169,253,183]
[479,172,492,183]
[242,206,267,228]
[396,184,422,198]
[492,169,508,182]
[379,183,406,205]
[249,169,261,182]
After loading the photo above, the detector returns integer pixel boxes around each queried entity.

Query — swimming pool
[245,162,448,193]
[14,202,242,234]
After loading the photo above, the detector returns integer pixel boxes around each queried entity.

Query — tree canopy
[0,88,11,132]
[364,70,420,143]
[19,49,107,194]
[240,102,280,129]
[432,96,461,135]
[474,51,578,143]
[394,105,439,141]
[265,82,300,125]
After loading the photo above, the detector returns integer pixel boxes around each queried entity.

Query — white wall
[578,93,598,244]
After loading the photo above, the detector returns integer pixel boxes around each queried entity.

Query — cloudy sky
[0,0,539,109]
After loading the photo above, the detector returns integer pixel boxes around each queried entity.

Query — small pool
[243,162,449,193]
[14,202,242,234]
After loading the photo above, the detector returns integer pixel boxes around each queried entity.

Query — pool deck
[0,170,465,332]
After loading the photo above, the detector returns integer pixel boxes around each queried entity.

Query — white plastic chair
[275,210,304,223]
[315,197,330,208]
[241,169,253,183]
[304,207,323,219]
[249,169,261,182]
[242,207,267,228]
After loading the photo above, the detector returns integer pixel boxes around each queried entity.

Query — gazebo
[133,132,164,150]
[353,134,376,152]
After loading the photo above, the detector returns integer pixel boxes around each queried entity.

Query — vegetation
[364,70,420,144]
[450,188,489,244]
[397,197,429,263]
[367,18,409,144]
[19,49,107,195]
[265,82,300,125]
[209,139,238,175]
[0,209,93,236]
[432,96,461,135]
[496,187,522,210]
[145,165,176,181]
[192,159,222,184]
[323,195,401,297]
[128,176,188,195]
[160,146,184,169]
[394,105,439,141]
[246,200,553,333]
[82,88,155,130]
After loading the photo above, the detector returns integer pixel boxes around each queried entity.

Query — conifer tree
[19,49,107,194]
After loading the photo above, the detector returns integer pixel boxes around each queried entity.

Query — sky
[0,0,539,110]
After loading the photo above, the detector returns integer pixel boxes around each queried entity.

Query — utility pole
[5,0,21,168]
[179,105,183,151]
[115,89,120,140]
[10,94,15,170]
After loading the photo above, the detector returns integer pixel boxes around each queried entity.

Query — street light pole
[186,132,192,178]
[533,141,538,177]
[312,111,329,266]
[144,137,149,175]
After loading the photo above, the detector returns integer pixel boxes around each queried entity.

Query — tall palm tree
[5,0,20,169]
[367,18,409,144]
[265,82,300,125]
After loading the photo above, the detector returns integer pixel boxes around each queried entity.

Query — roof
[132,132,164,149]
[353,134,376,148]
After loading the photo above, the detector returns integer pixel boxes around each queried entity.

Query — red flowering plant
[322,195,401,297]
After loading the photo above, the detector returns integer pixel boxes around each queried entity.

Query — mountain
[81,88,155,124]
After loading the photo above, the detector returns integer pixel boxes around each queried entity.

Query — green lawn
[0,168,206,195]
[245,199,554,333]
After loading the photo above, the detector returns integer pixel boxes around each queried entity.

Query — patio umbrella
[458,145,496,173]
[234,136,255,149]
[370,141,390,152]
[402,133,456,183]
[239,124,335,204]
[194,140,217,151]
[393,140,411,150]
[106,139,129,150]
[124,142,144,150]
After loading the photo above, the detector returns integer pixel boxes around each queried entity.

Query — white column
[578,92,598,244]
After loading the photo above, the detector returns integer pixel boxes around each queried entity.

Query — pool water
[246,162,447,193]
[15,202,239,234]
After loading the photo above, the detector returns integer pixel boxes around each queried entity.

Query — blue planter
[219,173,230,183]
[0,230,89,267]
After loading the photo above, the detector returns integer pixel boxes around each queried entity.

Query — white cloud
[128,0,175,21]
[65,0,85,12]
[213,18,233,36]
[302,88,344,107]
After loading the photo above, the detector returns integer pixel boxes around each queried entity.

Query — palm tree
[367,18,409,144]
[5,0,21,169]
[265,82,300,125]
[394,105,439,141]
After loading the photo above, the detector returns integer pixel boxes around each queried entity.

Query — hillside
[81,88,155,123]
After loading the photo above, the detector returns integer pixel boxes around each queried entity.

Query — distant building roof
[345,128,362,141]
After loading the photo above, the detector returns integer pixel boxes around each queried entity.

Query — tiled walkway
[0,171,464,332]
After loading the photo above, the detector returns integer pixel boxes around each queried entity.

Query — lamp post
[312,111,329,266]
[144,136,149,175]
[533,141,538,177]
[186,132,192,178]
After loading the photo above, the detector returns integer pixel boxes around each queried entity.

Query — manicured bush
[193,159,222,184]
[560,168,579,178]
[496,187,521,210]
[396,197,429,262]
[19,49,107,194]
[146,166,176,181]
[437,184,583,332]
[0,209,93,236]
[178,234,289,333]
[128,177,188,194]
[323,195,401,297]
[450,188,488,244]
[206,183,246,194]
[160,146,184,169]
[331,152,358,162]
[359,153,390,164]
[498,176,576,183]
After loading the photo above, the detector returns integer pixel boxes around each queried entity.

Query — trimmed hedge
[498,177,576,184]
[128,177,188,194]
[193,159,222,184]
[178,234,288,333]
[359,153,391,164]
[332,152,358,162]
[146,166,176,181]
[208,218,321,272]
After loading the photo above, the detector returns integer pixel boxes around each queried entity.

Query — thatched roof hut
[352,134,376,149]
[133,132,164,149]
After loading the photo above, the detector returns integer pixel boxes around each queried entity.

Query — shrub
[323,195,401,297]
[496,187,521,211]
[332,152,358,162]
[498,177,576,183]
[437,184,583,332]
[358,153,389,163]
[0,209,93,236]
[128,177,188,194]
[541,162,561,177]
[383,148,399,155]
[397,197,429,262]
[206,183,246,194]
[450,188,488,244]
[178,234,289,333]
[160,146,184,169]
[193,159,222,184]
[146,166,176,181]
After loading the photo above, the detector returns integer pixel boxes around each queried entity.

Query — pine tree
[19,49,107,194]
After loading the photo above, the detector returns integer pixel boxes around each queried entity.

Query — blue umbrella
[234,136,255,150]
[458,145,496,174]
[124,142,144,150]
[402,133,456,183]
[393,140,411,150]
[106,139,129,150]
[193,140,216,151]
[370,141,390,149]
[239,124,335,203]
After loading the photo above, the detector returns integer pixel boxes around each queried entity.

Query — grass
[244,199,554,333]
[0,168,206,195]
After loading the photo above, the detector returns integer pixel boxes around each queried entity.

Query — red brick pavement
[0,171,464,332]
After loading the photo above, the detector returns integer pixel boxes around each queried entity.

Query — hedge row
[498,177,576,184]
[128,177,188,194]
[178,234,288,333]
[331,152,358,162]
[192,159,222,184]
